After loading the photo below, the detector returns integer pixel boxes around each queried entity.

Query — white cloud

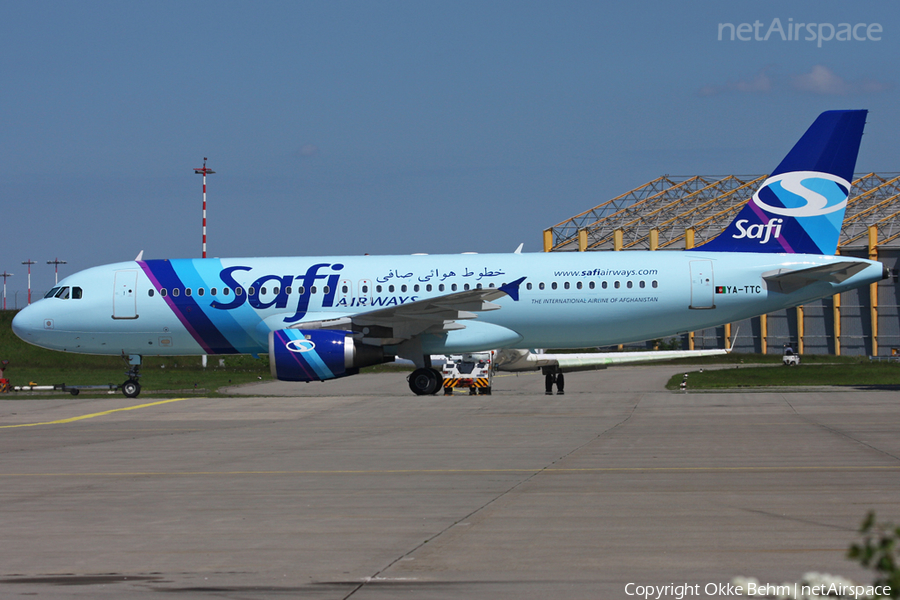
[700,65,890,97]
[791,64,890,95]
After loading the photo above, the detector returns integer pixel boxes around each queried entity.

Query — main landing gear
[121,354,142,398]
[408,367,443,396]
[544,368,565,396]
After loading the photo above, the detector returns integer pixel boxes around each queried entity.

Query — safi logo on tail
[700,110,867,255]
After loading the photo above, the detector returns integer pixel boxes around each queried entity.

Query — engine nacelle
[269,329,389,382]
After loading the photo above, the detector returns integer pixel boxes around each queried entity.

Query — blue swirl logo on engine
[286,339,317,353]
[752,171,850,218]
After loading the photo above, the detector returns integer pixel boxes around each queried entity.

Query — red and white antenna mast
[21,260,36,305]
[1,272,12,311]
[47,258,66,286]
[194,158,215,258]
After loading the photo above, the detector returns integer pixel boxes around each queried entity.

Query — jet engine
[269,329,388,382]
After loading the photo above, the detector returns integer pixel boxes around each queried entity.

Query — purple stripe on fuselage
[138,260,238,354]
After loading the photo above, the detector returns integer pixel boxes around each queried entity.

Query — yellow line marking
[0,465,897,477]
[0,398,190,429]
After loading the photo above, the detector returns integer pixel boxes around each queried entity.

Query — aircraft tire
[122,380,141,398]
[408,368,440,396]
[432,371,443,395]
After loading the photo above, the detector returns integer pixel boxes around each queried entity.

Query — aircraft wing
[494,346,731,373]
[763,261,871,294]
[288,277,525,345]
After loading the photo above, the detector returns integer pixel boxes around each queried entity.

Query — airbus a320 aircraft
[12,110,887,397]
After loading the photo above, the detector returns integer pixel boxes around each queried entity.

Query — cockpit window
[44,285,82,300]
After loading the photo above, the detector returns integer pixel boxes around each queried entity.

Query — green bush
[848,512,900,599]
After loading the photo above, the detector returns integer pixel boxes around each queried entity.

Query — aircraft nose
[11,304,43,344]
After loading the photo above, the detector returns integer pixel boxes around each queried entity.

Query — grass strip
[667,362,900,390]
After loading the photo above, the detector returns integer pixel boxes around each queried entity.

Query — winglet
[499,277,526,302]
[514,243,524,254]
[729,327,739,352]
[135,250,144,261]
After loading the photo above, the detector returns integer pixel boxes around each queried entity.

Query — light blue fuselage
[11,251,883,357]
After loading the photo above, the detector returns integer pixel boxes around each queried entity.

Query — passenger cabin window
[161,289,168,297]
[589,282,595,289]
[185,288,192,296]
[652,280,658,288]
[198,288,205,296]
[172,288,180,297]
[148,289,155,297]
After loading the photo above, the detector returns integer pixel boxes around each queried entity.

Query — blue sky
[1,1,897,302]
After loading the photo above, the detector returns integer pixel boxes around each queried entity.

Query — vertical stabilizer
[699,110,867,255]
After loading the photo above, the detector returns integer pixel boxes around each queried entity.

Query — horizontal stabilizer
[763,261,870,294]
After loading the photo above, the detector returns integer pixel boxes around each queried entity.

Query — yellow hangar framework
[543,173,900,357]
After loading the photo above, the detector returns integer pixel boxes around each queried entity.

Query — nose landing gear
[121,354,142,398]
